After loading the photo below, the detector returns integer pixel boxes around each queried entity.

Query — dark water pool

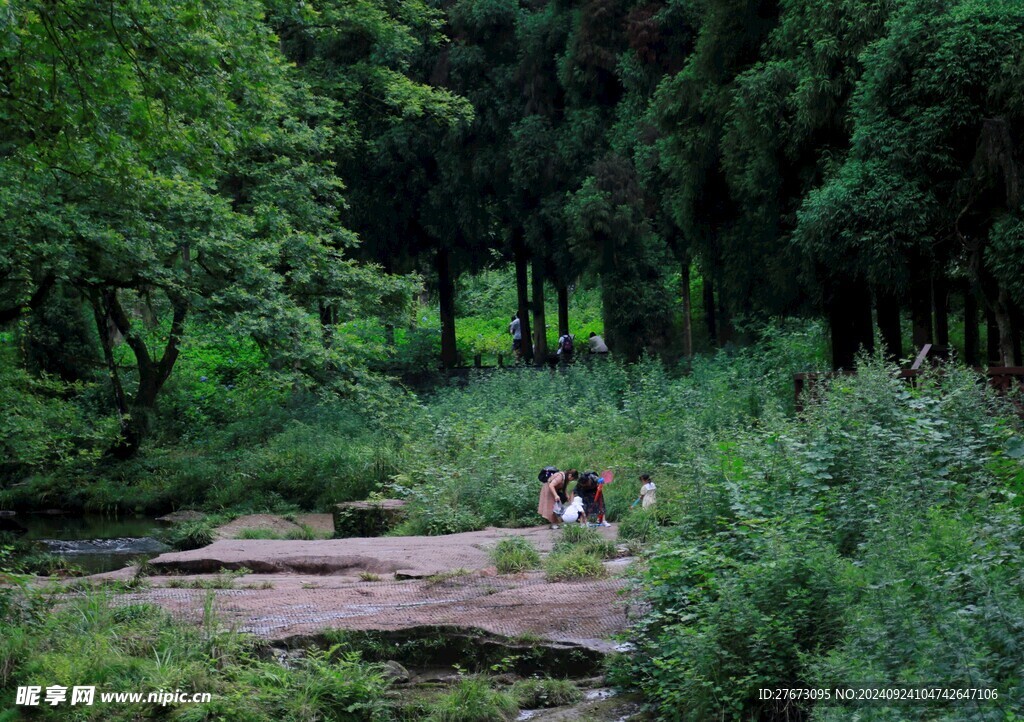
[3,513,169,574]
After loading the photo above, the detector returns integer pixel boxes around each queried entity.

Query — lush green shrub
[807,508,1024,720]
[387,321,829,537]
[616,509,660,544]
[511,677,582,708]
[544,546,608,581]
[615,357,1024,719]
[490,537,541,574]
[0,362,116,480]
[163,518,218,550]
[553,526,617,559]
[613,530,843,719]
[424,677,519,722]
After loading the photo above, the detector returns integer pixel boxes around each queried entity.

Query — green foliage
[0,361,115,475]
[809,508,1024,721]
[511,677,582,708]
[552,526,617,560]
[285,523,321,541]
[616,509,660,545]
[0,0,427,456]
[235,528,283,540]
[544,524,616,582]
[18,287,99,383]
[3,387,401,513]
[385,268,605,366]
[423,676,519,722]
[490,537,541,574]
[617,531,843,719]
[0,546,49,632]
[1,593,393,722]
[391,325,825,536]
[543,546,607,582]
[163,519,218,551]
[616,357,1024,719]
[566,157,676,360]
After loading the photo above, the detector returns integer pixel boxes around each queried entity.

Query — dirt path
[102,526,635,652]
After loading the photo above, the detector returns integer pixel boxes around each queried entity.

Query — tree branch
[0,276,56,324]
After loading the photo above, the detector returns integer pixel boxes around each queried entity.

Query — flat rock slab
[116,571,632,651]
[148,525,615,577]
[103,526,632,652]
[335,500,408,510]
[155,510,206,524]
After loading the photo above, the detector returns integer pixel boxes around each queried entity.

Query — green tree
[722,0,896,366]
[269,0,472,364]
[648,0,781,346]
[795,0,1024,365]
[0,0,417,454]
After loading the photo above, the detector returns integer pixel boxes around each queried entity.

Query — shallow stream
[4,513,168,573]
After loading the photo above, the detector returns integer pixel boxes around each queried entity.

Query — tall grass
[490,537,541,574]
[0,588,392,721]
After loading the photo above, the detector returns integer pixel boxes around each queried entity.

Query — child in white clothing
[638,473,656,509]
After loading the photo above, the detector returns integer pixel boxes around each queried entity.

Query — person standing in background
[509,313,522,361]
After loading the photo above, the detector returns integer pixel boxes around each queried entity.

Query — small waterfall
[39,537,169,555]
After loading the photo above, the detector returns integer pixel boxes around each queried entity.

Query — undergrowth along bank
[1,320,827,522]
[610,359,1024,720]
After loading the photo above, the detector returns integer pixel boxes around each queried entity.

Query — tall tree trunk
[875,286,903,360]
[514,234,533,363]
[964,288,980,366]
[1012,304,1023,366]
[89,292,129,421]
[702,274,717,344]
[715,267,732,345]
[436,247,457,368]
[556,282,569,337]
[681,261,693,358]
[986,307,1001,365]
[992,290,1016,366]
[910,272,933,350]
[531,257,548,363]
[933,276,950,348]
[319,302,336,351]
[90,289,187,458]
[828,278,874,369]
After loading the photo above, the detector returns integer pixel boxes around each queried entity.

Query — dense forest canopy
[2,0,1024,445]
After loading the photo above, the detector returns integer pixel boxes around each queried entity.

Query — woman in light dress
[538,469,579,529]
